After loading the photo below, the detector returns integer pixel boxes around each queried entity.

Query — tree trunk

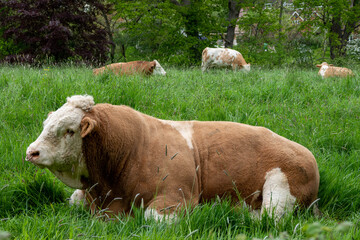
[225,0,242,48]
[278,0,284,38]
[329,16,342,59]
[321,30,327,60]
[100,9,116,62]
[329,18,356,59]
[329,0,359,59]
[121,44,126,61]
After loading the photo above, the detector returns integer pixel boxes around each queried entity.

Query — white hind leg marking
[261,168,296,220]
[144,208,177,223]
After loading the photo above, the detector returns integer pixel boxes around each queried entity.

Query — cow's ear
[150,61,156,70]
[316,64,321,68]
[329,64,334,66]
[80,117,97,138]
[47,111,53,117]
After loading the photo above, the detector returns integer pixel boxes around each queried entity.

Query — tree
[170,0,203,60]
[0,0,110,64]
[294,0,360,59]
[110,0,225,65]
[225,0,242,48]
[237,0,280,43]
[96,3,118,62]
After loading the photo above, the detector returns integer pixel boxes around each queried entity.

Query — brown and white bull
[93,60,166,76]
[26,95,319,221]
[201,47,250,72]
[316,62,354,78]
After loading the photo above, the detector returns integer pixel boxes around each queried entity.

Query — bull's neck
[83,105,147,195]
[48,155,89,189]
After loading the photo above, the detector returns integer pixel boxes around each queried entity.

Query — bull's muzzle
[26,150,40,163]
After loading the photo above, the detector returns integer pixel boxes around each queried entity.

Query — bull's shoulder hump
[190,121,262,136]
[206,47,224,54]
[91,104,144,118]
[227,48,241,55]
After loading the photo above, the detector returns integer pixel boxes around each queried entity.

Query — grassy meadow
[0,64,359,239]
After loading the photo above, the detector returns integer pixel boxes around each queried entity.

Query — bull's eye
[65,129,75,137]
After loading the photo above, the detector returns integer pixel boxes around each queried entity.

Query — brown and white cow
[316,62,354,78]
[26,95,319,221]
[93,60,166,76]
[201,47,250,72]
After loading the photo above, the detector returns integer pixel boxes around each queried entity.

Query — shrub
[346,38,360,61]
[0,0,110,65]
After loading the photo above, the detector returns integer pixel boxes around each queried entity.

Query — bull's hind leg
[261,168,296,220]
[144,196,180,223]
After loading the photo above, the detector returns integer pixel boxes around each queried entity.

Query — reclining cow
[93,60,166,76]
[26,95,319,221]
[201,47,250,72]
[316,62,354,78]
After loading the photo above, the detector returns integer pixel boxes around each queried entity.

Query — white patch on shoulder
[319,65,329,78]
[261,168,296,220]
[159,120,193,149]
[144,208,177,223]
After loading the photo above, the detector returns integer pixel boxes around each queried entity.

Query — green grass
[0,65,360,239]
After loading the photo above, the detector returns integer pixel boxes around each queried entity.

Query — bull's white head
[153,60,167,76]
[316,62,330,78]
[242,63,251,72]
[26,95,94,189]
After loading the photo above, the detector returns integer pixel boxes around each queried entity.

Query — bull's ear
[80,117,97,138]
[146,62,156,75]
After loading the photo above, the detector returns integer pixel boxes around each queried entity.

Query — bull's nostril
[30,151,40,158]
[25,150,40,163]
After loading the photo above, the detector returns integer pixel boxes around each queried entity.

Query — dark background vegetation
[0,0,359,67]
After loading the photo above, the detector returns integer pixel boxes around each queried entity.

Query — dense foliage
[107,0,360,66]
[0,0,110,65]
[109,0,227,65]
[294,0,360,59]
[0,0,359,66]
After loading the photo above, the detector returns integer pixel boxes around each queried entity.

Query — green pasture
[0,65,359,239]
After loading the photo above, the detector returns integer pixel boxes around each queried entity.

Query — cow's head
[316,62,333,68]
[26,95,94,189]
[316,62,331,77]
[152,60,167,76]
[242,63,251,72]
